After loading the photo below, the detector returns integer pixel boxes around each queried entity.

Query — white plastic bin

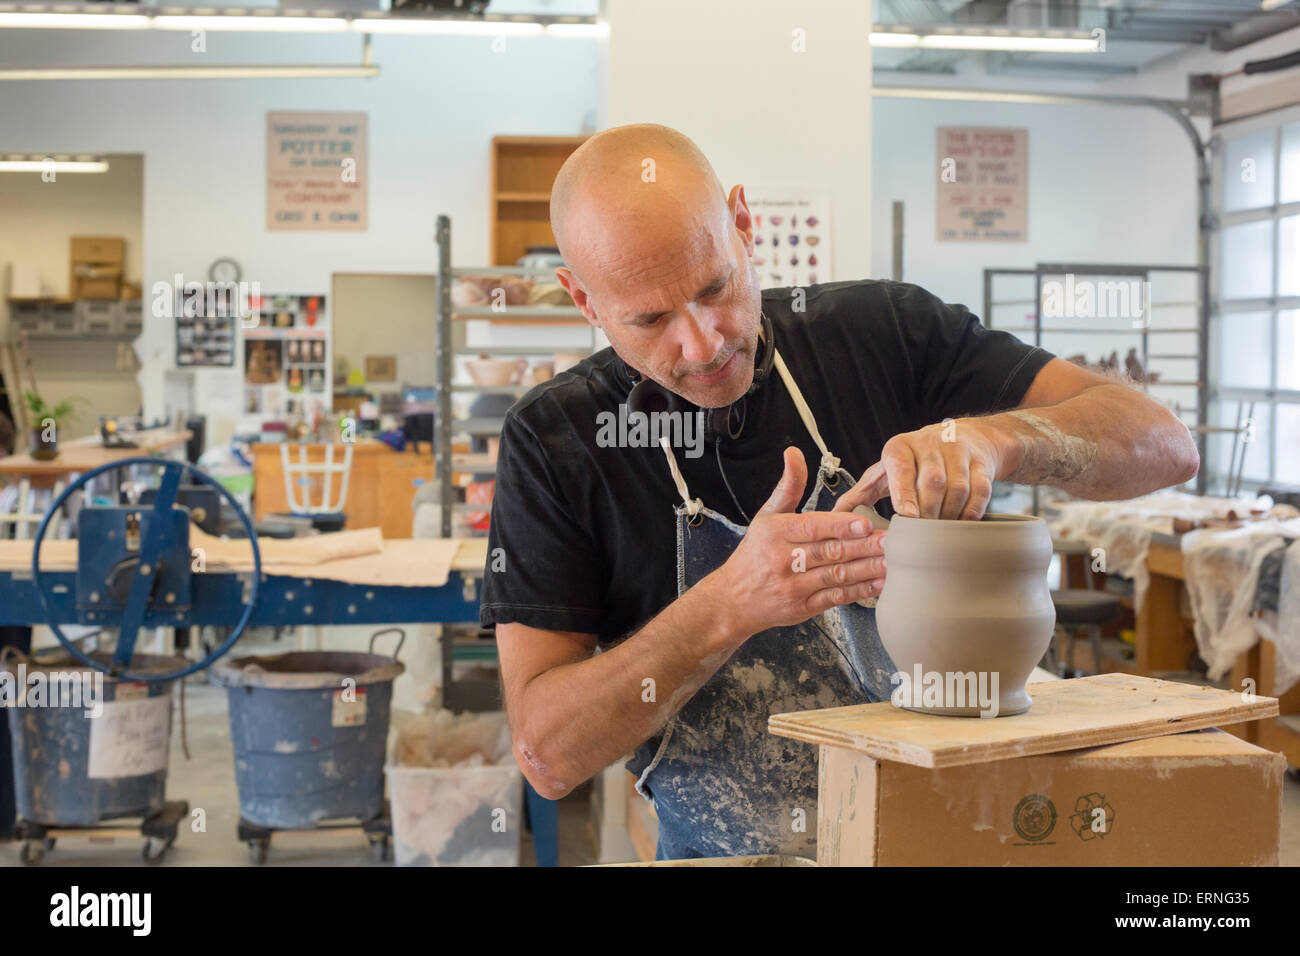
[386,764,522,866]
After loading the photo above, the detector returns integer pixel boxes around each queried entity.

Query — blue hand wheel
[29,456,261,683]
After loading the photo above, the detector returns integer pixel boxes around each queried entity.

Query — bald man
[481,124,1198,860]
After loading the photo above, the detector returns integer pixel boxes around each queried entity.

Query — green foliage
[23,390,82,426]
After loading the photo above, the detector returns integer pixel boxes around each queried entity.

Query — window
[1212,110,1300,491]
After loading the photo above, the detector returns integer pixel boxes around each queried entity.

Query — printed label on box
[87,695,170,779]
[333,686,366,727]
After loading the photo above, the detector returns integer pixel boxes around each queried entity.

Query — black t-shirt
[480,279,1053,644]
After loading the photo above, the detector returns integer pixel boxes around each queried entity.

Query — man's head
[551,123,761,408]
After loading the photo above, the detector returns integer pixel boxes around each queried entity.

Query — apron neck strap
[659,436,704,516]
[771,349,841,475]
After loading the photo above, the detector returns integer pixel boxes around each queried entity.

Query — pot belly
[876,602,1056,718]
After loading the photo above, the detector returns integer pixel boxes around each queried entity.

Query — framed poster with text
[936,127,1027,243]
[267,111,367,231]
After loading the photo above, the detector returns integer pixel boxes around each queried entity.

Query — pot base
[898,690,1032,719]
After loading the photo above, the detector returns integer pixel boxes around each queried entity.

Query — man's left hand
[832,417,1007,521]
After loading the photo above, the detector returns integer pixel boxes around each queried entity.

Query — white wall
[872,96,1200,310]
[601,0,874,280]
[0,29,599,437]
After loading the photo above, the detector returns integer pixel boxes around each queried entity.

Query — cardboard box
[72,276,121,300]
[70,236,125,299]
[70,236,124,265]
[819,729,1282,866]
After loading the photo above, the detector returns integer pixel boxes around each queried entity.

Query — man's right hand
[707,446,886,637]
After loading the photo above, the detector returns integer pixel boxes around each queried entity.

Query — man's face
[559,185,762,409]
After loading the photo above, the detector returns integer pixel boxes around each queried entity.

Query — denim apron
[627,349,898,860]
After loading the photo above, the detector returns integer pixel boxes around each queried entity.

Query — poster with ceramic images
[242,293,331,421]
[746,186,832,291]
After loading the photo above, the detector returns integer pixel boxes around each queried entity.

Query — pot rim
[889,512,1043,525]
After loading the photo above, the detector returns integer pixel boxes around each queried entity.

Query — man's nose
[677,311,725,367]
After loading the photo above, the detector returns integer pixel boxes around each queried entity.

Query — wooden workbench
[0,429,191,481]
[1127,533,1300,759]
[251,441,434,539]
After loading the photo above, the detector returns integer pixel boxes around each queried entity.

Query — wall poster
[936,127,1027,243]
[267,111,367,231]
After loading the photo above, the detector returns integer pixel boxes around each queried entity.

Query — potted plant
[23,391,80,461]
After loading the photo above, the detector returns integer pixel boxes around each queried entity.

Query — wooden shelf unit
[490,135,588,266]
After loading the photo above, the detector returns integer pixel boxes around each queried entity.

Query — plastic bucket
[1,650,184,826]
[211,639,404,829]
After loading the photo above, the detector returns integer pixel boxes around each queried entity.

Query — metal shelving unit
[984,261,1209,500]
[434,213,600,536]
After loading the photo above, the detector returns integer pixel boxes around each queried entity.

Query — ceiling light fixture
[0,65,379,79]
[153,15,350,33]
[870,27,1101,54]
[0,156,109,172]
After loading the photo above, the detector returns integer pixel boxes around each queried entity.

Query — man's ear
[729,184,755,256]
[556,267,601,330]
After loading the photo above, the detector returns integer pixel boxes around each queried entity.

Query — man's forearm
[987,383,1199,499]
[511,572,747,798]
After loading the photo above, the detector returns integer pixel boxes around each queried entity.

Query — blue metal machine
[1,457,482,643]
[0,455,494,865]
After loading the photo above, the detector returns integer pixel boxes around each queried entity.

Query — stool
[1051,589,1122,677]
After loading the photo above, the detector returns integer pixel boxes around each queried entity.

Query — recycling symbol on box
[1069,792,1115,840]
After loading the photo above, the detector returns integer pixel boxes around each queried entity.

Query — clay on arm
[990,357,1199,499]
[496,576,744,800]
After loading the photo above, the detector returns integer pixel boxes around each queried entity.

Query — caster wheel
[21,840,45,866]
[369,836,391,863]
[249,839,270,865]
[141,836,171,863]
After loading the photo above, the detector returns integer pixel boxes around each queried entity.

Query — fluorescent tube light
[351,18,543,35]
[0,12,150,29]
[870,29,1101,53]
[0,158,109,172]
[153,15,349,32]
[0,65,379,79]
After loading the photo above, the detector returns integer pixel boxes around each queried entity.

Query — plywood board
[768,674,1277,769]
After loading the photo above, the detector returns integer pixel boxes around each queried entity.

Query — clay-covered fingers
[803,579,881,617]
[881,442,920,519]
[914,446,950,519]
[810,554,886,591]
[938,445,971,519]
[962,465,994,520]
[779,510,874,544]
[798,528,886,569]
[830,460,888,514]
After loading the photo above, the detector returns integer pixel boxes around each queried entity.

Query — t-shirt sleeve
[479,411,607,634]
[890,282,1053,424]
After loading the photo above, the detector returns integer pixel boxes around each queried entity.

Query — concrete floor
[2,627,1298,867]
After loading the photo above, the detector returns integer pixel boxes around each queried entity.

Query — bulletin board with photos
[176,310,237,367]
[242,293,331,421]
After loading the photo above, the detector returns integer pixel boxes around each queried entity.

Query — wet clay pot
[876,513,1055,717]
